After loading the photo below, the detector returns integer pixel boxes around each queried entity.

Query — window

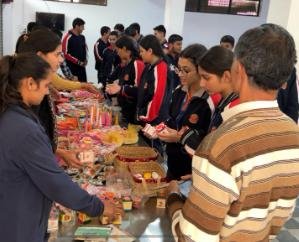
[185,0,261,16]
[45,0,107,6]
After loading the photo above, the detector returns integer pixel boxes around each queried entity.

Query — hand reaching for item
[106,83,121,95]
[56,149,82,168]
[102,200,124,223]
[157,126,181,143]
[81,83,100,95]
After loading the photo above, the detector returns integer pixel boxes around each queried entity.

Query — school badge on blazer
[124,74,129,81]
[189,114,199,124]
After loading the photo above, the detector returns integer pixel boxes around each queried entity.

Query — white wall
[266,0,291,29]
[182,0,270,48]
[285,0,299,71]
[266,0,299,71]
[3,0,166,83]
[164,0,186,36]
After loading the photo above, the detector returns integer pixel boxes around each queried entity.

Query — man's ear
[36,51,43,57]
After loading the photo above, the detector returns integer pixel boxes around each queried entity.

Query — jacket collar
[222,100,278,122]
[181,85,206,98]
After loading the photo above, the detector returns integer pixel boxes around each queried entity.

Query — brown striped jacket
[168,101,299,242]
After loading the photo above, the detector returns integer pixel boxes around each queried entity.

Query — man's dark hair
[168,34,183,44]
[109,30,119,38]
[235,24,297,90]
[124,26,136,37]
[220,35,235,47]
[27,22,37,33]
[153,25,166,35]
[114,23,124,33]
[101,26,110,36]
[72,18,85,28]
[129,23,141,34]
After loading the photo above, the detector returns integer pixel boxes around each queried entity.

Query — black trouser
[67,61,87,82]
[166,143,192,181]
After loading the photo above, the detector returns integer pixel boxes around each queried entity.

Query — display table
[54,197,174,242]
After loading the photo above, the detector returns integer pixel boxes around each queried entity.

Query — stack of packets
[74,225,135,242]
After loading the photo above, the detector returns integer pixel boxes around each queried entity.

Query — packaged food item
[155,122,166,132]
[78,150,95,164]
[122,196,133,211]
[77,212,92,224]
[48,206,59,232]
[99,215,109,225]
[132,195,142,209]
[112,213,122,225]
[143,172,152,179]
[156,190,166,209]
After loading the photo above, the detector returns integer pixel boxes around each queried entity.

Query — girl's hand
[157,126,181,143]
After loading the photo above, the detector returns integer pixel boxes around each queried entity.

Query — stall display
[50,89,169,241]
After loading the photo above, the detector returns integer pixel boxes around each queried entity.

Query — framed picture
[185,0,261,16]
[44,0,107,6]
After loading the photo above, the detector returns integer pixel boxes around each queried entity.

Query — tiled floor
[273,199,299,242]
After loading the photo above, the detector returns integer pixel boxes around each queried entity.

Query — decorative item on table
[47,205,59,232]
[132,170,165,183]
[59,209,75,225]
[104,165,116,178]
[116,146,157,162]
[115,146,158,172]
[103,153,117,165]
[122,196,133,211]
[123,124,139,145]
[57,136,69,149]
[99,215,109,225]
[99,211,122,225]
[112,213,122,225]
[65,167,80,177]
[131,194,143,209]
[57,117,78,130]
[71,90,101,100]
[77,212,92,224]
[156,190,167,209]
[74,226,112,240]
[128,161,167,197]
[78,150,95,164]
[111,106,121,125]
[101,130,124,147]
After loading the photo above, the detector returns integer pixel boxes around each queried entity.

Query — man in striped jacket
[167,24,299,242]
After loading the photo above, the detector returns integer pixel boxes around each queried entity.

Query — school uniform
[94,38,109,84]
[165,86,211,180]
[102,46,121,88]
[136,59,172,125]
[109,59,145,123]
[62,30,87,82]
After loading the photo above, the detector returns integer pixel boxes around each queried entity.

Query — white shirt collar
[222,100,279,122]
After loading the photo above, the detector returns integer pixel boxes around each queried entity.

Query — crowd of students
[0,18,299,242]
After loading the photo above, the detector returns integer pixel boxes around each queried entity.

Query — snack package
[155,122,166,132]
[142,124,158,139]
[78,150,95,164]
